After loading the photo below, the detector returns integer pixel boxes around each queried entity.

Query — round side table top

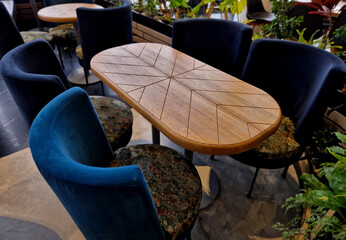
[38,3,103,23]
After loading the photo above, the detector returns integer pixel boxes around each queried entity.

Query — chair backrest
[247,0,266,16]
[172,18,253,78]
[241,39,346,144]
[42,0,93,7]
[0,39,71,126]
[77,1,133,70]
[29,87,165,240]
[287,5,324,40]
[0,2,24,60]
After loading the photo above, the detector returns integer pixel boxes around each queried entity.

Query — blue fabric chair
[0,2,53,60]
[0,39,133,151]
[232,39,346,197]
[172,18,253,78]
[29,87,202,239]
[76,1,133,84]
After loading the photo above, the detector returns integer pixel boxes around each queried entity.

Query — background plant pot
[132,10,172,37]
[95,0,172,44]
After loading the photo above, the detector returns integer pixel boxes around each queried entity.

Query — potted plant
[273,132,346,239]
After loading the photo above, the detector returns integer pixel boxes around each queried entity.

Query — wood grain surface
[37,3,102,23]
[91,43,282,155]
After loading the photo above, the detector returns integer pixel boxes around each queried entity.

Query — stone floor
[0,47,302,240]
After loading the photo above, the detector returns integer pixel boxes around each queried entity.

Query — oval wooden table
[38,3,103,85]
[91,43,282,208]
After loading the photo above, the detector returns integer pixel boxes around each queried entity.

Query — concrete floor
[0,48,301,240]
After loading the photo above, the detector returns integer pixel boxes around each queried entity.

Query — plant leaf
[304,190,344,216]
[334,132,346,144]
[301,173,330,190]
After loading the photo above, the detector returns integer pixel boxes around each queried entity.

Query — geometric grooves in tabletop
[104,73,168,89]
[138,43,164,66]
[219,106,280,138]
[171,52,196,77]
[123,42,146,57]
[160,79,192,138]
[154,45,178,77]
[217,106,251,144]
[138,79,171,119]
[188,91,219,144]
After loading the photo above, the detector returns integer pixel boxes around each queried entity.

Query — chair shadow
[0,216,62,240]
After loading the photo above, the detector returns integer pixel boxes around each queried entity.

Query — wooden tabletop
[91,43,282,155]
[38,3,103,23]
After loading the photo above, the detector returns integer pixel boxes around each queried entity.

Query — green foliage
[333,24,346,43]
[295,28,320,45]
[219,0,247,15]
[274,132,346,239]
[144,0,158,17]
[262,0,303,39]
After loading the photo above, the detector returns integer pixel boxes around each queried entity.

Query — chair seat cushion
[233,116,301,169]
[21,31,54,45]
[49,23,76,45]
[76,44,83,60]
[89,96,133,151]
[111,145,202,240]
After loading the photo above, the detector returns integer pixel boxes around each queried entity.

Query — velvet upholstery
[172,18,253,78]
[0,2,54,60]
[29,87,166,240]
[0,39,133,150]
[231,39,345,197]
[42,0,93,66]
[0,2,24,59]
[0,40,68,126]
[76,1,133,73]
[241,39,345,147]
[43,0,92,6]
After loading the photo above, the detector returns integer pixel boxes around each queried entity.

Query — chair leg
[281,166,289,179]
[210,155,215,160]
[152,125,160,144]
[57,46,64,69]
[83,67,89,85]
[246,167,260,199]
[101,82,105,96]
[293,162,304,189]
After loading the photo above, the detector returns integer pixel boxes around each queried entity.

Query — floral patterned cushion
[111,145,202,240]
[233,116,301,168]
[89,96,133,151]
[21,31,54,45]
[49,23,76,44]
[75,44,83,60]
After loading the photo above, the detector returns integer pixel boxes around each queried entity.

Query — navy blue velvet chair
[76,1,133,84]
[172,18,253,78]
[0,2,53,60]
[29,87,202,239]
[0,39,133,151]
[42,0,93,67]
[232,39,346,197]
